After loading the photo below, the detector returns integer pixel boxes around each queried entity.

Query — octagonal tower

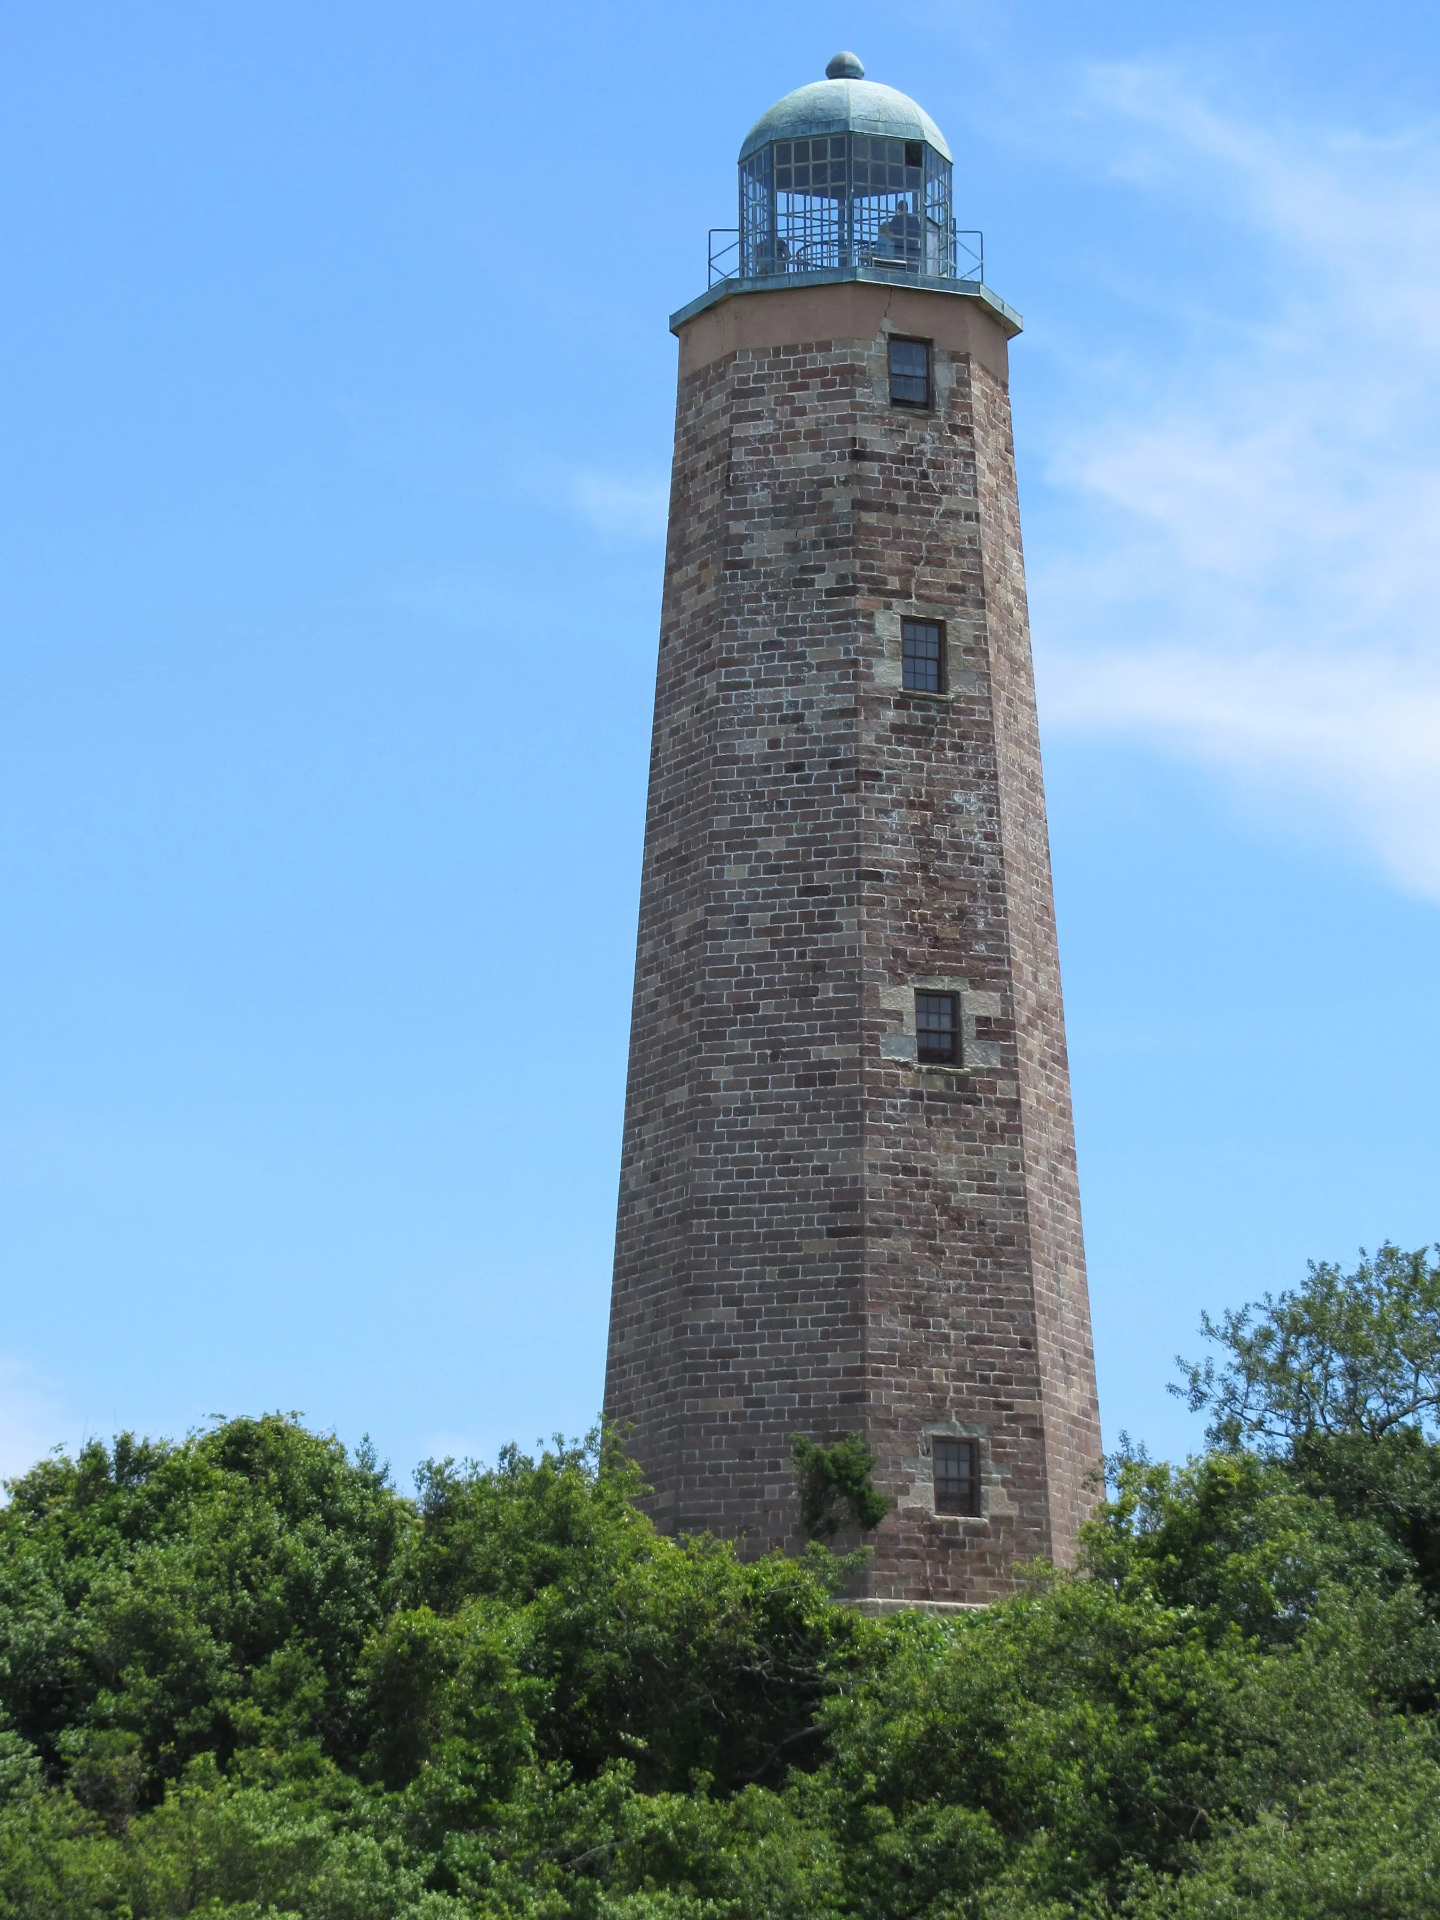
[604,54,1102,1606]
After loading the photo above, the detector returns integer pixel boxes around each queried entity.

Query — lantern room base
[670,264,1022,338]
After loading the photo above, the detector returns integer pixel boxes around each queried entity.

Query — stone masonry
[604,278,1101,1604]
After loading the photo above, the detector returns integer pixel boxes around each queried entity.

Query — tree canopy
[1177,1242,1440,1448]
[1,1244,1439,1917]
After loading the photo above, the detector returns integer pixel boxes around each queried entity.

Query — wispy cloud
[1030,64,1440,896]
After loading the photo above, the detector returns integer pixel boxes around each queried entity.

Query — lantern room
[730,52,966,283]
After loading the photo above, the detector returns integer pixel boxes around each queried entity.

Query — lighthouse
[604,54,1101,1606]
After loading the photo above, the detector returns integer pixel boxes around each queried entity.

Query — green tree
[2,1241,1439,1917]
[1176,1241,1440,1617]
[395,1434,878,1802]
[0,1415,409,1794]
[1176,1242,1440,1450]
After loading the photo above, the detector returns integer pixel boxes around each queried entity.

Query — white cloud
[1029,64,1440,897]
[1043,644,1440,894]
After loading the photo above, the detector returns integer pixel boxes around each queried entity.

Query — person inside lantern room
[770,231,792,269]
[879,198,923,261]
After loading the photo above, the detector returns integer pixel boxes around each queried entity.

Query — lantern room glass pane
[739,131,956,281]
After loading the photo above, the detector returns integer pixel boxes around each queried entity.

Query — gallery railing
[708,225,983,288]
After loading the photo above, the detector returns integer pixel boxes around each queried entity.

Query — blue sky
[2,1,1437,1485]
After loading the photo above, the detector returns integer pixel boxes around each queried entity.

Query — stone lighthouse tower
[605,53,1101,1606]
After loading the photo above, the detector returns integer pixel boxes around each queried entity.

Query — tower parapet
[606,57,1102,1605]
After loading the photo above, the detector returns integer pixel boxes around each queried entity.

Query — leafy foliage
[0,1416,407,1791]
[1176,1242,1440,1447]
[790,1435,891,1541]
[1,1244,1439,1915]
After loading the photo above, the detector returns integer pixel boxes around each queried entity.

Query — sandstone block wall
[605,281,1101,1602]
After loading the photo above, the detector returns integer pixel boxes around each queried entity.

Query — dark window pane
[915,991,959,1065]
[905,140,924,167]
[933,1437,980,1515]
[889,337,930,407]
[902,618,945,692]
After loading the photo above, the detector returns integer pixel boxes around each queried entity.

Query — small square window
[915,991,959,1066]
[902,618,946,693]
[888,336,930,408]
[933,1437,980,1516]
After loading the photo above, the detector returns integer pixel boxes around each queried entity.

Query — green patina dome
[739,55,952,165]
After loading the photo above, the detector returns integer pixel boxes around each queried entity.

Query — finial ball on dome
[825,50,865,79]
